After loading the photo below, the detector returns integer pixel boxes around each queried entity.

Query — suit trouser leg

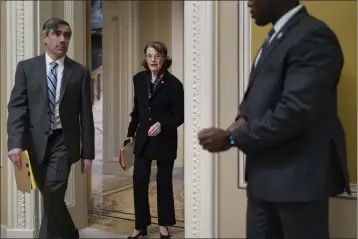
[133,155,152,229]
[246,195,283,239]
[277,199,329,239]
[38,131,78,239]
[246,194,329,239]
[156,160,176,226]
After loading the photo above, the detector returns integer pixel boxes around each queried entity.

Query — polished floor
[90,165,184,238]
[80,227,126,238]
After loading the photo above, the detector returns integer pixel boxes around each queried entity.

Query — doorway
[90,0,106,200]
[87,1,185,237]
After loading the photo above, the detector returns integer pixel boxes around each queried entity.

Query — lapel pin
[161,81,164,83]
[277,32,283,39]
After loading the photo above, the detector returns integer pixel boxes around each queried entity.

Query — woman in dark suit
[125,41,184,239]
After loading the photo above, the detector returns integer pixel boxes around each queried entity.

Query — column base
[1,225,6,238]
[1,226,36,238]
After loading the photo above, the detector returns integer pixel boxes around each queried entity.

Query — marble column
[171,1,185,167]
[183,2,219,238]
[102,1,138,175]
[4,1,41,237]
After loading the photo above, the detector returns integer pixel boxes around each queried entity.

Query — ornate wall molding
[184,1,217,238]
[5,1,38,237]
[7,0,27,229]
[190,2,201,236]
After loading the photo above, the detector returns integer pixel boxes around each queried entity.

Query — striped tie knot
[50,61,58,68]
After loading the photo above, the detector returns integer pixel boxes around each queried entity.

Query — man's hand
[8,148,23,169]
[198,127,231,153]
[227,117,246,131]
[81,159,92,173]
[148,122,161,136]
[123,137,134,146]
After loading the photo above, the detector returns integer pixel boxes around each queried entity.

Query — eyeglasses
[146,54,162,60]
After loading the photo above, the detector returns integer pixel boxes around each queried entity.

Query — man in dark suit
[198,0,350,238]
[7,18,94,239]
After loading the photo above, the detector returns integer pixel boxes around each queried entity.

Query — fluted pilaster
[183,1,219,238]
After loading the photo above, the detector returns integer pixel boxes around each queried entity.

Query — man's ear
[41,31,48,45]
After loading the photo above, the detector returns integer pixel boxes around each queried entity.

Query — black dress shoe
[160,227,170,239]
[127,228,147,239]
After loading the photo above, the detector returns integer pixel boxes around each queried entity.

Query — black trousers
[32,130,78,239]
[133,155,176,229]
[246,194,329,239]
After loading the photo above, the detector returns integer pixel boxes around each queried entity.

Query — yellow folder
[13,150,37,193]
[119,141,135,171]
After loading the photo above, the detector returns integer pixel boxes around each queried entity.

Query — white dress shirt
[254,4,303,67]
[45,52,65,129]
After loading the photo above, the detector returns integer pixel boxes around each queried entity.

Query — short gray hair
[42,18,72,35]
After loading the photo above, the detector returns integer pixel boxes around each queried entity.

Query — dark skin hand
[198,127,231,153]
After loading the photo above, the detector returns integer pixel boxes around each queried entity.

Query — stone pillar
[62,1,89,229]
[171,1,185,167]
[102,1,138,175]
[4,1,41,237]
[183,1,219,238]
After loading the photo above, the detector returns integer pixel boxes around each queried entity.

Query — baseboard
[1,225,6,238]
[1,226,36,238]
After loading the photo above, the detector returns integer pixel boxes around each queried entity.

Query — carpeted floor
[89,167,184,238]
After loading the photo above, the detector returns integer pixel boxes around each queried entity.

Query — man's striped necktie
[47,61,58,133]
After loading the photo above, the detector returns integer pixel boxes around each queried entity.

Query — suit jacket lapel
[38,54,48,99]
[253,36,282,75]
[140,72,150,107]
[59,56,73,103]
[245,7,308,98]
[150,72,166,99]
[245,36,284,95]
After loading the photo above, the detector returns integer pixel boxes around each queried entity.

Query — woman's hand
[148,122,161,136]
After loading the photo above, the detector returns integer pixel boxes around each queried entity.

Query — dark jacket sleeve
[80,68,95,159]
[234,101,247,121]
[7,61,29,151]
[231,27,344,154]
[127,77,139,137]
[159,79,184,130]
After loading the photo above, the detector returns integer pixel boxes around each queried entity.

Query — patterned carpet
[89,167,184,238]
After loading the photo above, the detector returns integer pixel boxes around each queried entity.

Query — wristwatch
[228,132,236,146]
